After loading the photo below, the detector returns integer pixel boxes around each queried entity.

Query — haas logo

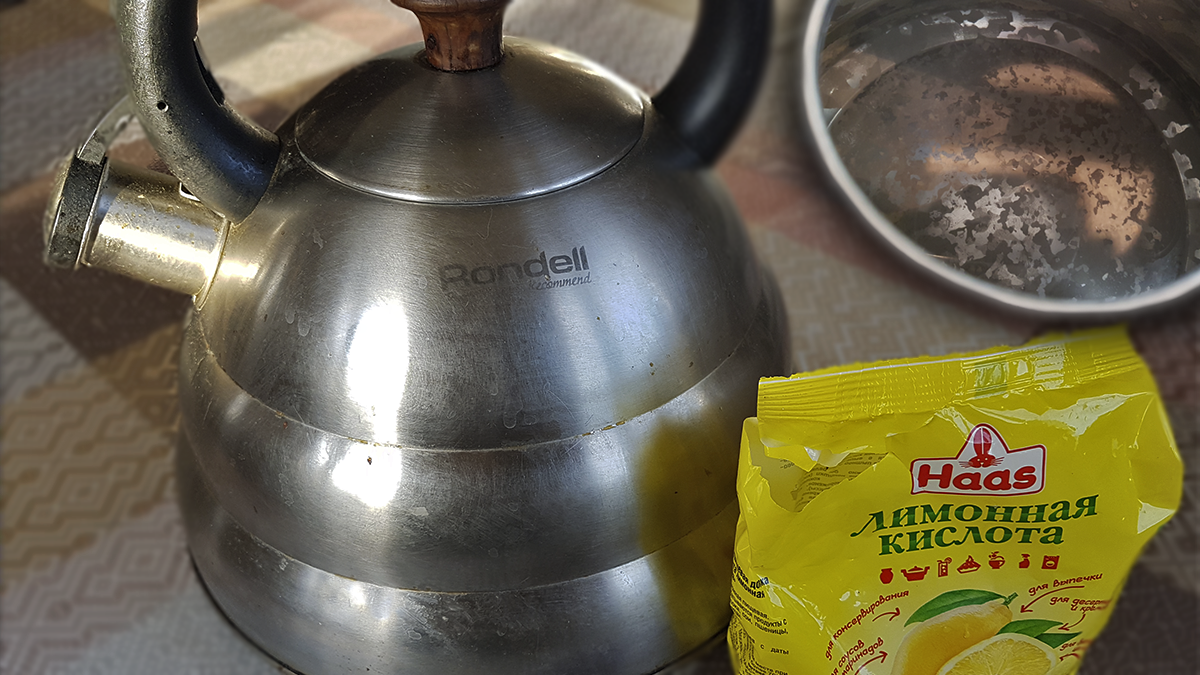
[911,424,1045,496]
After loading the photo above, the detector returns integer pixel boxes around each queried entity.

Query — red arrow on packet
[856,651,888,674]
[872,608,900,622]
[1020,585,1084,613]
[1060,613,1087,630]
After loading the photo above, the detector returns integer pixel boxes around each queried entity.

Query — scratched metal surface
[1,0,1195,673]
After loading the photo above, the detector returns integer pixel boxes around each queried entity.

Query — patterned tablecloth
[1,1,1196,673]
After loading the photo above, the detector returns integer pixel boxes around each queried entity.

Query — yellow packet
[728,328,1182,675]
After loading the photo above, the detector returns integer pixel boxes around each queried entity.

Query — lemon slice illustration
[890,599,1012,675]
[935,633,1057,675]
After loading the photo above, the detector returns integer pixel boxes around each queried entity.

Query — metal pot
[42,1,790,673]
[799,0,1200,318]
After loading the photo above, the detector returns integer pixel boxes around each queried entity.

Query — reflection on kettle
[345,302,411,444]
[42,0,789,673]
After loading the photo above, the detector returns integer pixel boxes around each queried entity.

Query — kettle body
[44,2,789,673]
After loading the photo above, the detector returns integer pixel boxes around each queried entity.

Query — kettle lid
[293,38,645,204]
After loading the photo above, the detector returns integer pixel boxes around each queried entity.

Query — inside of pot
[815,0,1200,303]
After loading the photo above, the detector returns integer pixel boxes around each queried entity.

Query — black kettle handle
[654,0,772,166]
[115,0,280,222]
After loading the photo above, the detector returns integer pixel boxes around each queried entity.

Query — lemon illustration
[935,634,1057,675]
[890,599,1012,675]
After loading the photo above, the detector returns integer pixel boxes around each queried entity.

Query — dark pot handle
[654,0,772,166]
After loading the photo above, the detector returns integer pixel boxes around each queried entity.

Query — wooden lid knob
[392,0,511,71]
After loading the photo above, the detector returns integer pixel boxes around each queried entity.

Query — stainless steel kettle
[42,1,789,673]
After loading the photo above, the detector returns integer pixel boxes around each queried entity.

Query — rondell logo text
[440,246,591,291]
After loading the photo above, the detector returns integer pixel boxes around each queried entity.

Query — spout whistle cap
[393,0,510,71]
[44,152,105,270]
[44,96,135,270]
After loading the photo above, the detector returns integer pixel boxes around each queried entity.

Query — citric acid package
[728,328,1182,675]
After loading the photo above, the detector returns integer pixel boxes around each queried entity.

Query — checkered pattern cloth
[1,1,1196,673]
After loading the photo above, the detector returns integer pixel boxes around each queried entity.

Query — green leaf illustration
[998,619,1062,637]
[1037,632,1080,649]
[905,589,1007,626]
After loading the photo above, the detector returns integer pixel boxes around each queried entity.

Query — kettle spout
[44,154,227,298]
